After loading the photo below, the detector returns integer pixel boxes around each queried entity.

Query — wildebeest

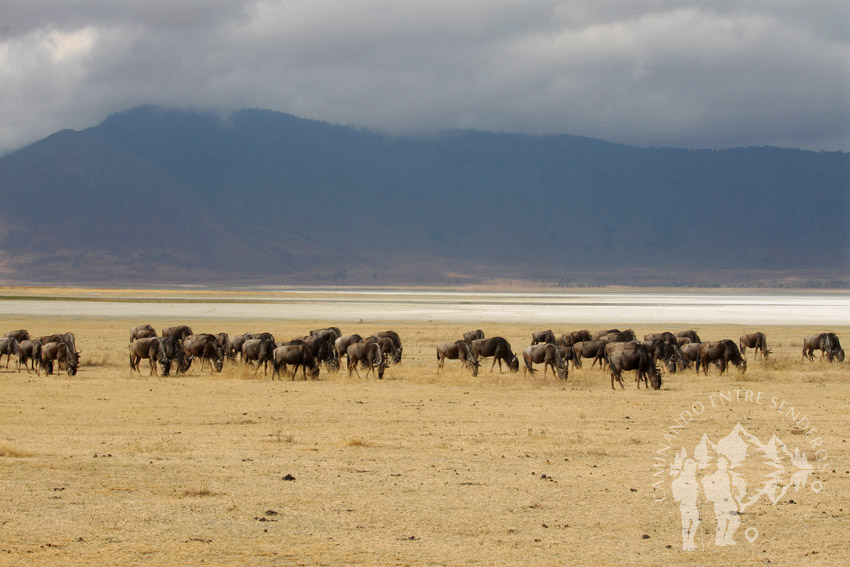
[272,344,320,380]
[129,337,171,376]
[570,340,607,369]
[739,332,770,360]
[297,334,339,372]
[182,334,224,372]
[531,330,556,345]
[36,333,79,371]
[41,342,78,376]
[162,325,194,341]
[436,340,479,377]
[557,330,591,346]
[365,335,398,367]
[372,331,403,363]
[5,329,30,342]
[676,336,693,347]
[470,337,519,373]
[675,330,701,344]
[334,334,362,361]
[161,336,192,374]
[642,339,682,373]
[698,340,747,375]
[802,333,844,362]
[130,324,157,342]
[17,340,43,374]
[463,329,485,343]
[522,343,567,380]
[679,342,701,371]
[0,337,20,369]
[602,330,636,343]
[607,344,661,390]
[241,338,276,375]
[347,341,386,379]
[227,333,255,361]
[310,327,342,342]
[644,332,677,344]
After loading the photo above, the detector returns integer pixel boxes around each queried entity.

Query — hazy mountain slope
[0,106,846,285]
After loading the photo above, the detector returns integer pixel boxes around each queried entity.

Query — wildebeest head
[648,363,662,390]
[160,358,172,377]
[508,354,520,372]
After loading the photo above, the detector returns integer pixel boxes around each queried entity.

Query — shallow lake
[1,290,847,325]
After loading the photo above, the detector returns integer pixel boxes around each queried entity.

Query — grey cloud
[1,1,847,154]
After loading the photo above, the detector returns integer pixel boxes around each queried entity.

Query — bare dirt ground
[1,313,848,566]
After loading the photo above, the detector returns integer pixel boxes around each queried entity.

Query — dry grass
[0,313,847,566]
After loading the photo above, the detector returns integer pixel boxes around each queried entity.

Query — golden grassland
[0,314,848,566]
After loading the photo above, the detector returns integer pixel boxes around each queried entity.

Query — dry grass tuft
[181,487,219,498]
[0,444,34,458]
[345,437,372,447]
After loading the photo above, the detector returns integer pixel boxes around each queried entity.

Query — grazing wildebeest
[5,330,30,342]
[347,341,386,379]
[557,344,578,369]
[183,334,224,372]
[17,340,43,374]
[0,337,20,369]
[642,339,682,373]
[593,329,621,340]
[644,332,677,344]
[802,333,844,362]
[602,330,636,343]
[678,343,701,372]
[607,344,661,390]
[557,330,591,346]
[365,335,397,368]
[299,334,339,372]
[334,334,362,361]
[41,342,78,376]
[571,340,607,369]
[522,343,567,380]
[463,329,485,343]
[470,337,519,373]
[272,344,320,380]
[129,337,171,376]
[161,336,192,374]
[531,330,556,345]
[436,340,479,377]
[698,340,747,375]
[228,333,255,361]
[676,336,693,347]
[241,338,276,375]
[372,331,403,363]
[162,325,194,341]
[310,327,342,343]
[130,324,157,342]
[739,332,770,360]
[36,333,79,371]
[214,332,230,358]
[675,330,701,344]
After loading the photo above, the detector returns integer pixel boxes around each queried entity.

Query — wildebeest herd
[2,326,845,390]
[434,328,845,390]
[126,325,403,380]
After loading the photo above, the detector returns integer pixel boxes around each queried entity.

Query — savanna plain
[0,290,848,566]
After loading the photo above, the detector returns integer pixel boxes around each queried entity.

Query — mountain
[0,106,847,286]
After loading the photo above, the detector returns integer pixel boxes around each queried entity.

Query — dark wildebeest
[593,329,621,340]
[228,333,255,361]
[522,343,568,380]
[129,337,172,376]
[334,334,362,362]
[470,337,519,373]
[347,341,386,379]
[531,330,556,345]
[300,334,339,372]
[698,340,747,375]
[372,331,403,364]
[41,342,78,376]
[642,339,682,374]
[130,324,157,342]
[802,333,844,362]
[17,340,43,374]
[678,342,701,372]
[676,336,693,347]
[5,330,30,342]
[557,330,591,346]
[557,344,578,369]
[644,332,677,344]
[436,340,479,377]
[310,327,342,344]
[241,338,276,376]
[607,344,661,390]
[571,340,607,369]
[161,336,192,374]
[162,325,194,341]
[36,333,79,371]
[214,333,230,358]
[365,335,397,368]
[272,344,320,380]
[739,332,770,360]
[602,330,636,343]
[463,329,485,343]
[675,330,701,344]
[183,334,224,372]
[0,337,20,369]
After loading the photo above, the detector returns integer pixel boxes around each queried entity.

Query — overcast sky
[1,0,848,155]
